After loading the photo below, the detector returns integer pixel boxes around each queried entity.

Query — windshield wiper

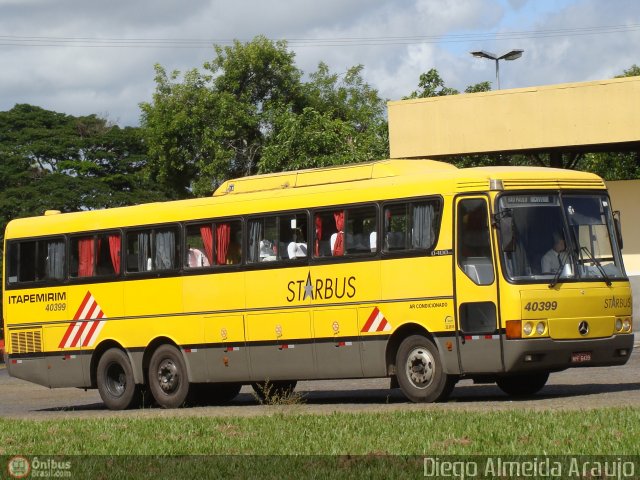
[548,251,570,289]
[580,246,612,287]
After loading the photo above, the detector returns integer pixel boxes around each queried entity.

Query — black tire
[496,372,549,397]
[251,380,297,401]
[395,335,453,403]
[191,383,242,405]
[96,348,141,410]
[148,345,190,408]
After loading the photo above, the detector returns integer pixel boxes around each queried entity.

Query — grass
[2,409,639,478]
[1,408,638,456]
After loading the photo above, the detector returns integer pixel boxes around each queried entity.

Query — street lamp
[470,49,524,89]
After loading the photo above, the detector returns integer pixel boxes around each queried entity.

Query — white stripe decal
[79,296,95,321]
[370,312,384,332]
[64,323,81,348]
[86,320,106,347]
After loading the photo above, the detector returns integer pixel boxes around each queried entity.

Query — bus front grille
[10,329,43,354]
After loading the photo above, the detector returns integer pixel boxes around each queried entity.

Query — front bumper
[503,334,634,372]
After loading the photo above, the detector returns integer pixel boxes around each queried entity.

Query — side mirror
[498,212,515,253]
[613,210,623,250]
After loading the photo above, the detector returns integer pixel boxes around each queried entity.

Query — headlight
[536,322,546,335]
[616,318,623,331]
[623,318,632,332]
[523,322,533,336]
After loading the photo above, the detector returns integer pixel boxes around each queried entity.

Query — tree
[0,104,166,237]
[616,64,640,78]
[141,37,389,196]
[405,68,492,99]
[260,63,388,172]
[141,36,304,197]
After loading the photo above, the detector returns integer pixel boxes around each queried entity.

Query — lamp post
[470,49,523,89]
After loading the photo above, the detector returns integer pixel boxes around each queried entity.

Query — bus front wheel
[396,335,453,403]
[96,348,141,410]
[148,345,190,408]
[496,372,549,397]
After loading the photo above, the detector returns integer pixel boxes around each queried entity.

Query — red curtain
[200,225,214,265]
[333,211,345,256]
[108,235,121,274]
[78,238,94,277]
[315,216,322,257]
[216,223,231,265]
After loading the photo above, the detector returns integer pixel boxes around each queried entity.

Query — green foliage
[141,37,389,196]
[0,104,165,219]
[260,63,388,172]
[404,68,460,99]
[616,64,640,78]
[464,81,492,93]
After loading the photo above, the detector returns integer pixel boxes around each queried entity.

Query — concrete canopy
[388,76,640,159]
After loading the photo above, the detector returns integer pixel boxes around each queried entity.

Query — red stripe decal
[361,307,379,332]
[59,291,93,349]
[376,318,388,332]
[70,321,90,348]
[74,291,93,320]
[81,321,101,347]
[58,323,77,348]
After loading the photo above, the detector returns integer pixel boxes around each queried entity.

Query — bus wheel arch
[386,325,455,403]
[385,323,434,377]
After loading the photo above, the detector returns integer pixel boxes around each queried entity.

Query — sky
[1,0,638,126]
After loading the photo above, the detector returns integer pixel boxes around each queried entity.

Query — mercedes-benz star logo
[578,321,589,336]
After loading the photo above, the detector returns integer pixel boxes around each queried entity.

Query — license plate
[571,352,592,363]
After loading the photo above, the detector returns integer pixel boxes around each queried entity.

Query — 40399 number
[45,303,67,312]
[524,301,558,312]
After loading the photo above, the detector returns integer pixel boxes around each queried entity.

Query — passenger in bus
[188,248,210,268]
[541,232,567,273]
[259,239,277,261]
[287,227,307,259]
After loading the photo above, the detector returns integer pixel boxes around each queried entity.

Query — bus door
[454,196,503,373]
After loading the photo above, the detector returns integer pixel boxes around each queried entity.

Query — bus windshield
[498,193,625,283]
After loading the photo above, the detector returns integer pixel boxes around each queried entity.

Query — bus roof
[4,159,605,239]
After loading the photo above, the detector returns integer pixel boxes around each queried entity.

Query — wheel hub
[406,347,434,388]
[106,363,126,397]
[157,359,180,393]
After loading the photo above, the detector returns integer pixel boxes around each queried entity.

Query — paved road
[1,338,638,419]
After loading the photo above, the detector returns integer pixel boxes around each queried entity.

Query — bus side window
[383,200,441,253]
[8,238,65,283]
[247,215,305,263]
[345,206,377,254]
[126,228,179,273]
[186,220,242,267]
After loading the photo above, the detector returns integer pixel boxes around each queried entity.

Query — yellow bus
[3,159,634,409]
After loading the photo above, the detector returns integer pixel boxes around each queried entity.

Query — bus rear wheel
[496,372,549,397]
[396,335,453,403]
[148,345,190,408]
[97,348,141,410]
